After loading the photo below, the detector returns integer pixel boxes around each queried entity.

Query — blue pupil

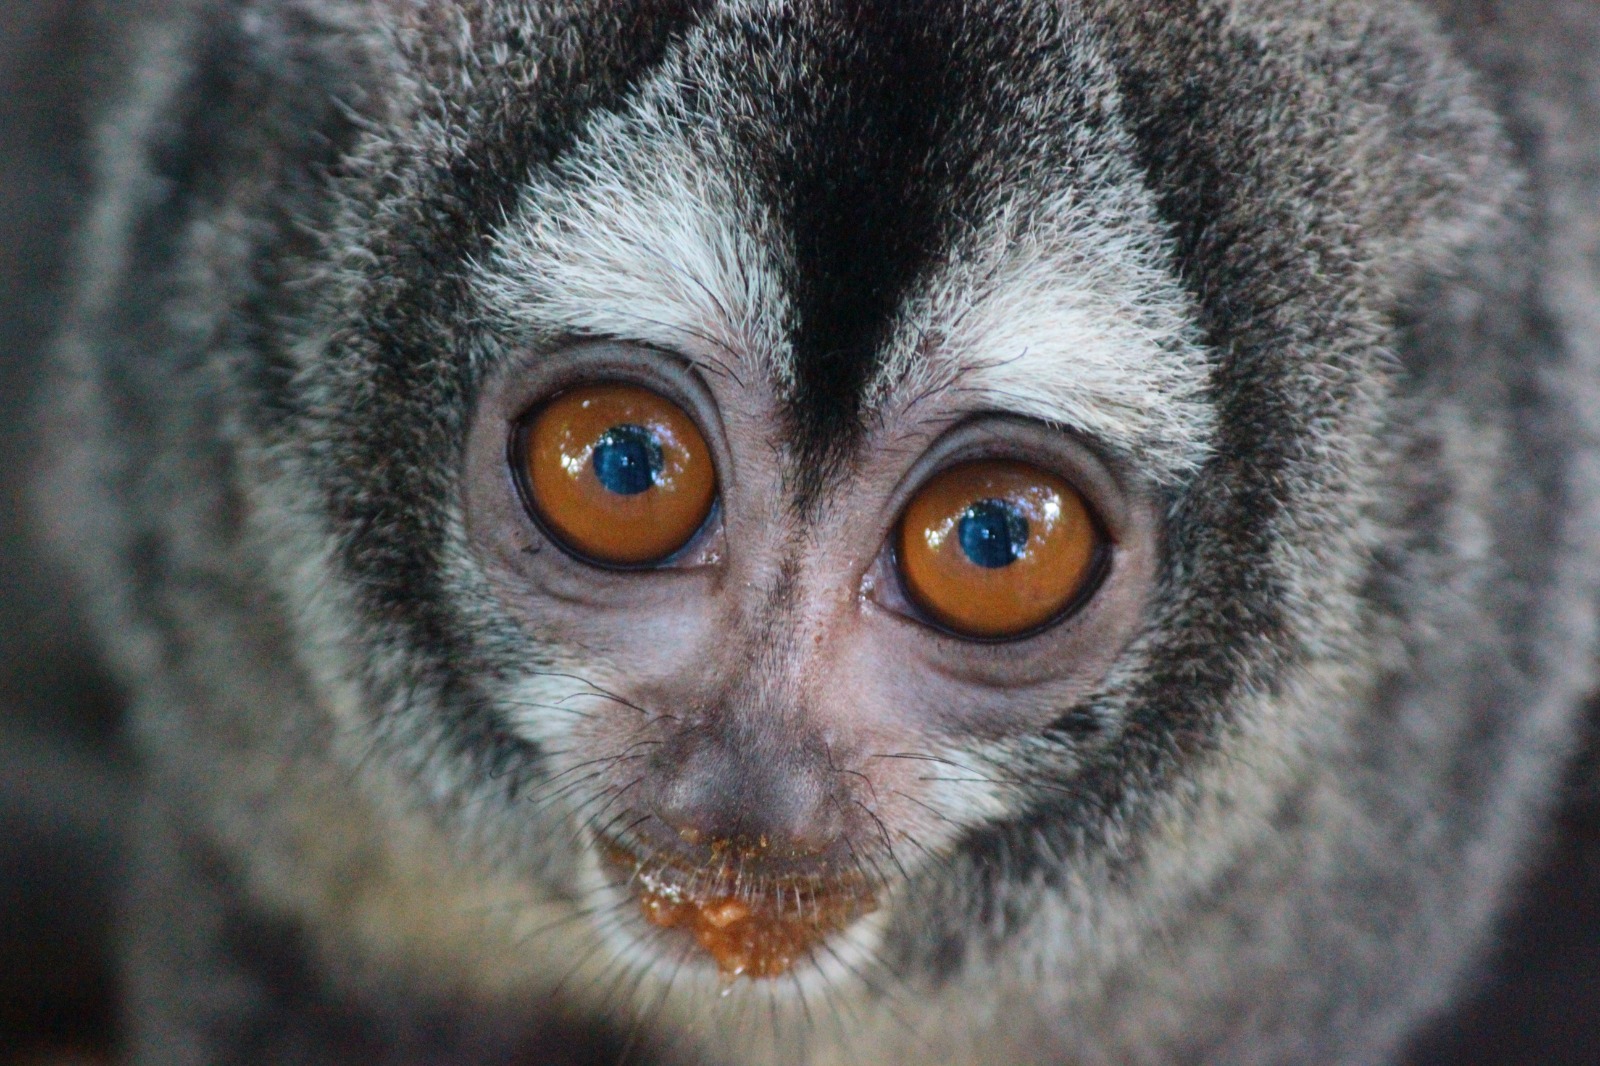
[958,499,1029,569]
[591,424,663,496]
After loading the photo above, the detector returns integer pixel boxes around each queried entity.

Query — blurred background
[2,1,124,1061]
[0,2,1596,1063]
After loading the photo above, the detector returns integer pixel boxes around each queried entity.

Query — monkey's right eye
[515,383,717,567]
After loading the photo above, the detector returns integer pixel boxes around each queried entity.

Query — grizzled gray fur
[38,1,1600,1063]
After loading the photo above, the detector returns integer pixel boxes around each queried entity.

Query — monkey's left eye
[516,383,717,567]
[894,460,1104,639]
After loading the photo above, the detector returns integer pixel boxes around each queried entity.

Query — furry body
[41,1,1600,1063]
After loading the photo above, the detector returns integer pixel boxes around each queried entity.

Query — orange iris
[520,383,716,566]
[896,460,1101,638]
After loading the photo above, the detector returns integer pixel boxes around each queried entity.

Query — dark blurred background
[0,3,1596,1063]
[1,1,124,1061]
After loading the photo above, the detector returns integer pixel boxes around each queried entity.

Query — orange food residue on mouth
[607,845,877,980]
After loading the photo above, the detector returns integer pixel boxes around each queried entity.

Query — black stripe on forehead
[705,3,1040,499]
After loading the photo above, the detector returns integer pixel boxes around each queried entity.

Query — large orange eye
[896,460,1102,639]
[519,383,716,566]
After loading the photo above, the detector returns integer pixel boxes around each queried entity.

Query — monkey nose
[642,739,849,861]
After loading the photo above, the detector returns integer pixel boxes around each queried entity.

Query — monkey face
[462,332,1162,980]
[251,0,1398,999]
[414,4,1208,991]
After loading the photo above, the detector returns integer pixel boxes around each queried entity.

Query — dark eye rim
[887,466,1116,645]
[506,389,722,573]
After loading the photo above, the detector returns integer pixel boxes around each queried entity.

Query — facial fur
[41,1,1600,1064]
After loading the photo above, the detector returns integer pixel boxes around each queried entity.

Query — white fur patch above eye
[475,82,790,384]
[477,49,1213,487]
[875,194,1216,484]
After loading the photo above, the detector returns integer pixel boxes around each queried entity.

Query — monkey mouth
[598,833,879,980]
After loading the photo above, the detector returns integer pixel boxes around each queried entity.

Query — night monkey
[40,1,1600,1063]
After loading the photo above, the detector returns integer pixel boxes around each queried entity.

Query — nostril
[649,769,723,846]
[767,778,847,857]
